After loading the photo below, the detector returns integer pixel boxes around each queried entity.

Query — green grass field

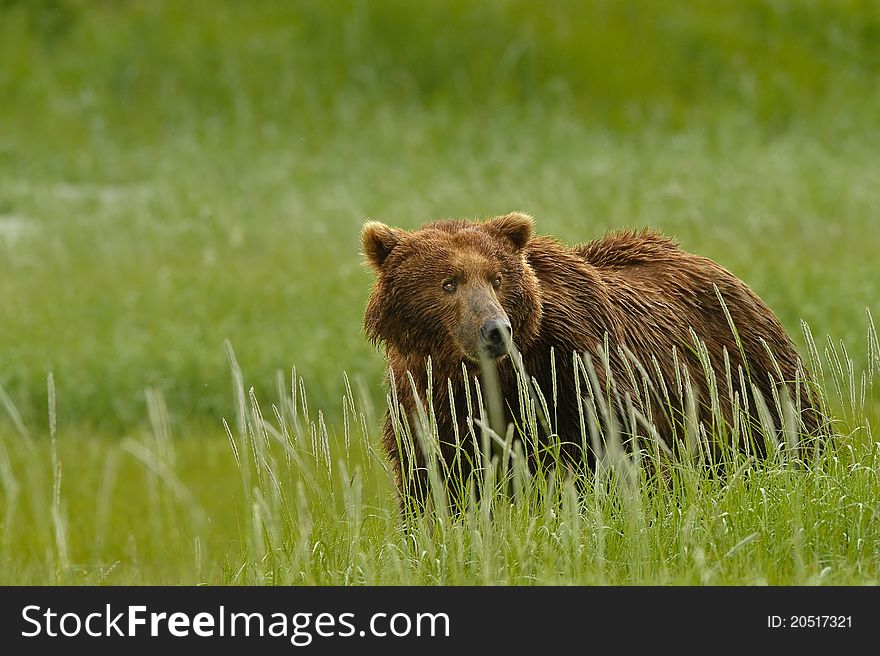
[1,1,879,584]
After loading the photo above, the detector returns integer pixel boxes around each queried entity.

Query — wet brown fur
[362,213,824,509]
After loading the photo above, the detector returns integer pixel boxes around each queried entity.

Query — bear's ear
[362,221,405,271]
[485,212,534,250]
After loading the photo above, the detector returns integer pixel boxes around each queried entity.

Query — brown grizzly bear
[362,212,823,509]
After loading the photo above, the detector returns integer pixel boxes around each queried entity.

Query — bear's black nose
[479,318,512,357]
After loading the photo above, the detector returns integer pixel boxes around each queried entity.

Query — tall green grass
[1,317,877,584]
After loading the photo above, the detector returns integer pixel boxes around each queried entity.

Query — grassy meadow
[1,1,879,584]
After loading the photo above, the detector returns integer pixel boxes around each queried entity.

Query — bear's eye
[492,274,503,289]
[442,278,457,293]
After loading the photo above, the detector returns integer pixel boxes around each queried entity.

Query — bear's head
[362,212,543,368]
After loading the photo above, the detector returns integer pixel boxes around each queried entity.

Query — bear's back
[574,229,682,270]
[572,228,729,303]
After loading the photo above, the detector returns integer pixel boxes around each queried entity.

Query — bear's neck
[386,349,522,436]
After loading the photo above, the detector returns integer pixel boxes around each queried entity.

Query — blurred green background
[2,0,879,434]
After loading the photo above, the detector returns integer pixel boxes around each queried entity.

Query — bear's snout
[479,318,512,358]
